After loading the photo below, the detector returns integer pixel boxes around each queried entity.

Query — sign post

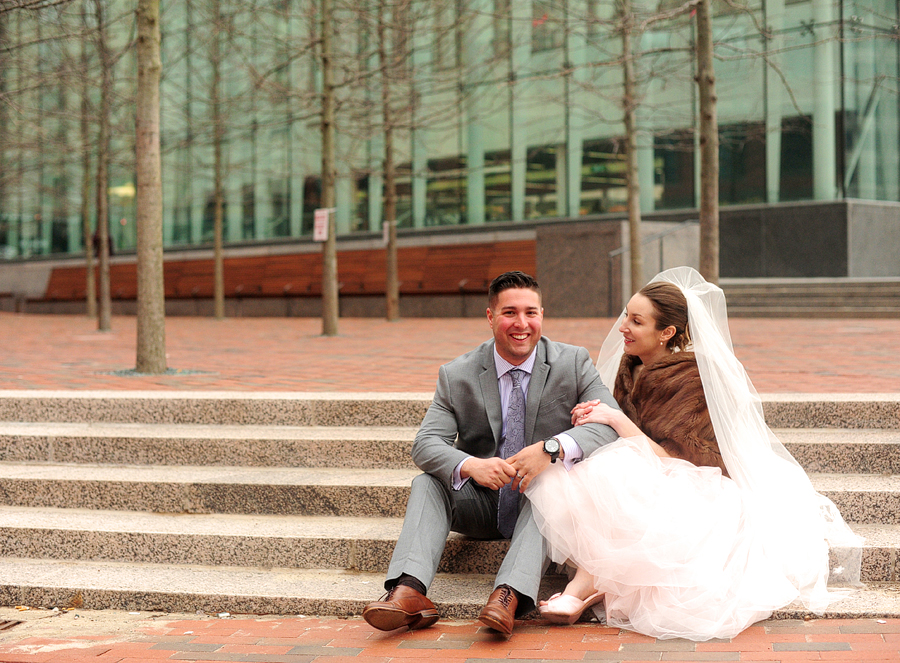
[313,208,330,242]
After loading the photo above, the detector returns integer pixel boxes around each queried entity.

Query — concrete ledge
[0,559,897,620]
[1,390,898,428]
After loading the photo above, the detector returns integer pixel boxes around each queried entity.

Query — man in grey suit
[362,271,619,634]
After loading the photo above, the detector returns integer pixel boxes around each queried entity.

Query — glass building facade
[0,0,897,259]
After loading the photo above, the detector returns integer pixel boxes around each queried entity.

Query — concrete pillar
[464,0,491,225]
[467,122,486,225]
[410,16,430,228]
[566,0,586,217]
[67,215,80,253]
[509,0,531,222]
[812,0,836,200]
[566,135,582,216]
[856,32,877,199]
[555,143,567,217]
[765,0,785,203]
[253,128,268,240]
[636,32,657,213]
[638,134,655,213]
[412,129,427,228]
[878,78,899,200]
[334,131,351,234]
[227,159,243,242]
[40,180,52,254]
[367,134,383,233]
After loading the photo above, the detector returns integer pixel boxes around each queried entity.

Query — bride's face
[619,294,669,364]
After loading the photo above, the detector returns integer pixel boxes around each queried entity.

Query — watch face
[545,438,560,454]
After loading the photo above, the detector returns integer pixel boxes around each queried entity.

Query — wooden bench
[39,240,537,303]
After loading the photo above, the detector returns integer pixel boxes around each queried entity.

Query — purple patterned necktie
[498,368,525,539]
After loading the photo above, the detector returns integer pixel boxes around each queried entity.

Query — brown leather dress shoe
[478,585,518,635]
[362,584,439,631]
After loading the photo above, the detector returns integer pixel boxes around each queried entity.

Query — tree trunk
[696,0,720,283]
[0,14,7,259]
[320,0,339,336]
[93,0,111,331]
[135,0,167,373]
[81,4,96,319]
[212,0,225,320]
[379,0,399,321]
[621,0,643,294]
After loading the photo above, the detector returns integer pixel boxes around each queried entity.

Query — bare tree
[92,0,112,331]
[620,0,643,295]
[80,2,96,318]
[377,0,402,322]
[320,0,339,336]
[0,12,8,261]
[695,0,719,283]
[210,0,225,320]
[134,0,166,372]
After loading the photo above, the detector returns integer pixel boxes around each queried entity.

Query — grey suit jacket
[411,336,620,488]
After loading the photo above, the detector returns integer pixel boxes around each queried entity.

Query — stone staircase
[0,390,899,620]
[720,277,900,318]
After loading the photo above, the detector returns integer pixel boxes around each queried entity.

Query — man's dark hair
[488,271,542,310]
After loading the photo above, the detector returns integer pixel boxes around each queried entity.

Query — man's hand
[461,457,517,490]
[506,442,552,492]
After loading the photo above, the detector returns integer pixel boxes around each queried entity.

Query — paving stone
[772,641,852,651]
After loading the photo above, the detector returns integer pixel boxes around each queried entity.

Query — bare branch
[0,0,74,14]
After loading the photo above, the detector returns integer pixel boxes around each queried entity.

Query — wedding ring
[516,473,523,478]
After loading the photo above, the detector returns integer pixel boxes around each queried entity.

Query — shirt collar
[493,346,537,379]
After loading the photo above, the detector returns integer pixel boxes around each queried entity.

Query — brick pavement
[2,312,899,393]
[0,611,899,663]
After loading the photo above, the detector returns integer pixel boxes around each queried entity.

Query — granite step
[0,391,430,427]
[0,422,417,469]
[0,506,896,581]
[0,463,896,522]
[778,429,900,474]
[1,391,898,429]
[728,306,900,319]
[0,507,501,576]
[0,463,418,517]
[3,423,900,474]
[0,557,896,620]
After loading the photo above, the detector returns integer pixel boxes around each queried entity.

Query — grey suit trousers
[385,472,547,616]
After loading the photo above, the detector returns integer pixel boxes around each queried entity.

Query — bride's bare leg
[539,565,600,606]
[538,565,605,623]
[562,565,600,600]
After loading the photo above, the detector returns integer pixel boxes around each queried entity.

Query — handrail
[607,219,699,316]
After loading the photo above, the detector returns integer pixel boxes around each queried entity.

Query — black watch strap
[544,436,561,463]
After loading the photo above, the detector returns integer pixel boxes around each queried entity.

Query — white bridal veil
[596,266,862,612]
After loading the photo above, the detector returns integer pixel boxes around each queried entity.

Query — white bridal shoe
[538,591,605,625]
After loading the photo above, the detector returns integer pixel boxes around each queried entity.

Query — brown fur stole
[613,352,728,476]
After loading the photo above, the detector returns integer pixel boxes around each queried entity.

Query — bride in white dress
[526,267,861,641]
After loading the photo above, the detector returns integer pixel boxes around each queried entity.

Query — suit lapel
[479,343,503,445]
[525,341,549,444]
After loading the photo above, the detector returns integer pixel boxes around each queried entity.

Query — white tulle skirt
[527,437,834,641]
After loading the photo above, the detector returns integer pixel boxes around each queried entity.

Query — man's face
[487,287,543,365]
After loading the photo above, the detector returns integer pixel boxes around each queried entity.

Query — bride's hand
[575,403,642,438]
[570,399,602,425]
[573,402,618,426]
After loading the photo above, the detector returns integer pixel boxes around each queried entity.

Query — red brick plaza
[2,313,899,393]
[1,611,899,663]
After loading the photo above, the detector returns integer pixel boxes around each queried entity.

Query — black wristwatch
[543,436,561,463]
